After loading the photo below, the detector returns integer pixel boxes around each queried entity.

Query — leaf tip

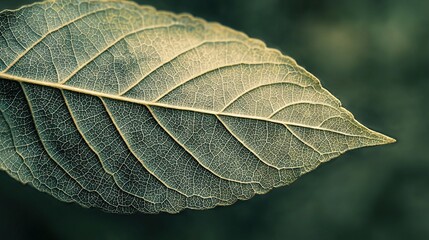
[372,131,396,146]
[382,135,396,144]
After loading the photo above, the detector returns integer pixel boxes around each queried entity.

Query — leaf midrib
[0,72,380,141]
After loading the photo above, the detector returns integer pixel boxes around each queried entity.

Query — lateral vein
[147,105,260,187]
[60,23,185,84]
[2,7,115,74]
[61,90,157,206]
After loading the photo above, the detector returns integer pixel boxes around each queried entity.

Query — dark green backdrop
[1,0,427,239]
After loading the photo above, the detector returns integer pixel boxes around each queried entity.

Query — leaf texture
[0,0,395,214]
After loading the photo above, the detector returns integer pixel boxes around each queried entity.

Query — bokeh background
[0,0,427,239]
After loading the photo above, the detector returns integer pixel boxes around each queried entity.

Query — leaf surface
[0,0,394,213]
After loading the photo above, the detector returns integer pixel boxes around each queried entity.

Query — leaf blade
[0,0,394,214]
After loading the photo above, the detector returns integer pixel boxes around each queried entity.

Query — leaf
[0,0,395,214]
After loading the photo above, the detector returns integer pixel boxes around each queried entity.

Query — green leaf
[0,0,395,214]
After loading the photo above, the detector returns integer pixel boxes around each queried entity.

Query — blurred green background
[0,0,427,239]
